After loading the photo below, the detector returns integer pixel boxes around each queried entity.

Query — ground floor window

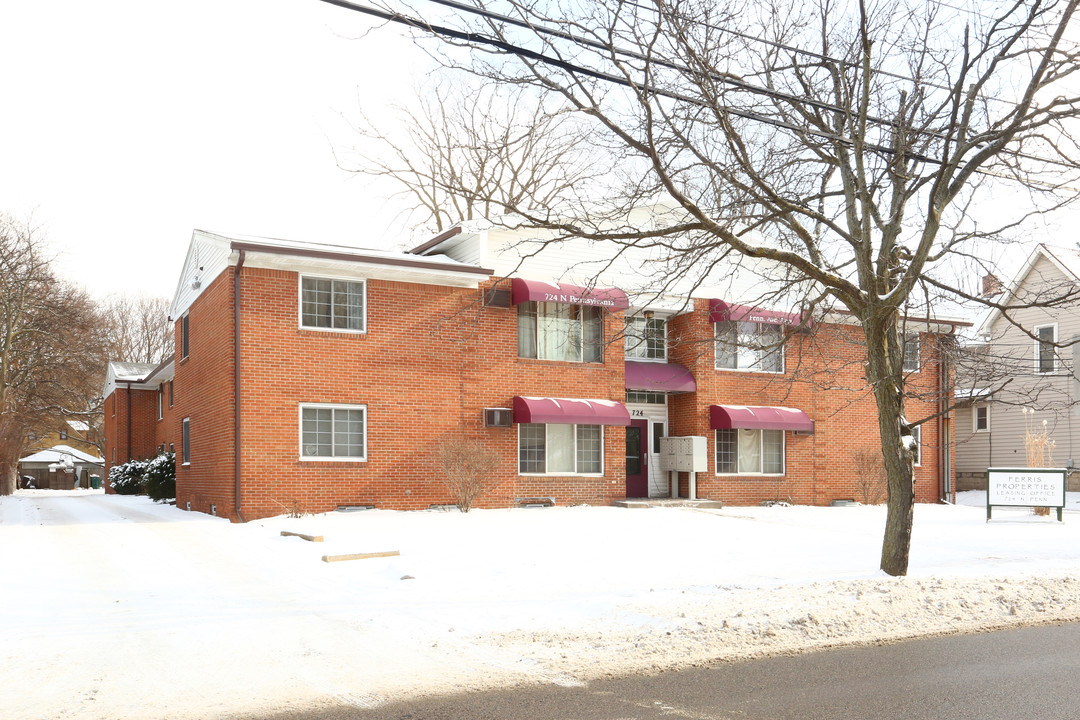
[300,404,367,460]
[182,418,191,465]
[715,428,784,474]
[519,423,603,474]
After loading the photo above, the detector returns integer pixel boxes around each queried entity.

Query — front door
[626,419,649,498]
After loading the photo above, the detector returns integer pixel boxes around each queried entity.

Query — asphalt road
[254,621,1080,720]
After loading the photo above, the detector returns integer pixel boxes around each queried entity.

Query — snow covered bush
[109,459,147,495]
[144,452,176,502]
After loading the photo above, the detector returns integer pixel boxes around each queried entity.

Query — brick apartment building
[103,219,958,521]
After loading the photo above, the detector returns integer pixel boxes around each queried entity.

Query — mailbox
[659,436,708,473]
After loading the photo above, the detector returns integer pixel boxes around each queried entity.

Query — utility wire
[317,0,1078,181]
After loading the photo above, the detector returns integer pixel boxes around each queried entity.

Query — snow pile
[3,490,1080,719]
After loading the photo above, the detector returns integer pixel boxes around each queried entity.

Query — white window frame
[714,321,785,374]
[181,418,191,466]
[1034,323,1058,374]
[903,333,920,373]
[624,315,667,361]
[299,274,367,334]
[910,425,922,467]
[714,428,786,476]
[973,404,990,433]
[157,386,163,420]
[298,402,368,462]
[517,423,605,476]
[181,314,190,359]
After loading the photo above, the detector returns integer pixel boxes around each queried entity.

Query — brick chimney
[982,273,1002,298]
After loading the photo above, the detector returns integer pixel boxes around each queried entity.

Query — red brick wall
[173,271,237,518]
[102,386,161,494]
[666,299,947,505]
[116,266,953,518]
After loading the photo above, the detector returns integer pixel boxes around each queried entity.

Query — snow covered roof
[67,420,90,432]
[20,445,104,465]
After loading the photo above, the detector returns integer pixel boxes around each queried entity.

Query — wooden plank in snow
[281,531,324,542]
[321,551,400,563]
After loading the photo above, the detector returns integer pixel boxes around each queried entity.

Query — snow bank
[3,490,1080,718]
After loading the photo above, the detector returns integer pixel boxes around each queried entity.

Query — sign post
[986,467,1066,522]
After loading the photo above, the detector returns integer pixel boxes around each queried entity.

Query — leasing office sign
[986,467,1066,521]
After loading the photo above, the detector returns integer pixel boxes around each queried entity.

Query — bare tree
[323,0,1080,575]
[0,216,106,494]
[431,434,500,511]
[345,80,607,237]
[100,294,172,364]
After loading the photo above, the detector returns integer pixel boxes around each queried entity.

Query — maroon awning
[709,405,814,432]
[625,361,697,393]
[513,396,631,425]
[511,278,630,310]
[708,299,808,327]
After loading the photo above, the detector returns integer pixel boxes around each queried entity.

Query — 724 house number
[631,410,646,417]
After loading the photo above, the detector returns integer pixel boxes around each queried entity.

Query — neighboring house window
[518,423,603,474]
[301,276,366,332]
[910,425,921,466]
[182,418,191,465]
[168,381,174,407]
[27,432,36,441]
[157,386,163,420]
[517,301,603,363]
[715,429,784,474]
[181,314,190,359]
[1036,324,1057,374]
[715,321,784,373]
[625,315,666,360]
[59,430,67,440]
[974,405,990,433]
[903,333,920,373]
[169,443,174,454]
[300,404,367,460]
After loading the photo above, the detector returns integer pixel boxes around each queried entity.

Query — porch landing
[614,498,724,509]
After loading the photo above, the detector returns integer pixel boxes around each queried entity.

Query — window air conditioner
[484,408,513,427]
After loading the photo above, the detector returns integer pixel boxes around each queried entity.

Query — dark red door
[626,419,649,498]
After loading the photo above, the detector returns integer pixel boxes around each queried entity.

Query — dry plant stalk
[1022,408,1055,515]
[852,446,887,505]
[432,435,499,512]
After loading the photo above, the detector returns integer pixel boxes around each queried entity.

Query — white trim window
[518,423,603,475]
[715,321,784,373]
[157,386,163,420]
[1035,324,1057,374]
[300,403,367,461]
[625,315,666,360]
[517,301,603,363]
[715,429,785,475]
[300,276,366,333]
[182,418,191,466]
[903,333,920,373]
[973,404,990,433]
[910,425,922,466]
[181,314,190,359]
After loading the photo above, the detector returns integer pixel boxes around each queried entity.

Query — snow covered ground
[3,489,1080,719]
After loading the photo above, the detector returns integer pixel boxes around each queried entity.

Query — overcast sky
[1,0,427,301]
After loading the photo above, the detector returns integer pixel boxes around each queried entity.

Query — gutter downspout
[233,250,246,522]
[124,381,133,463]
[939,331,955,503]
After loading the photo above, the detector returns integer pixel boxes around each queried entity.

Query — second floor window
[301,276,365,332]
[518,301,603,363]
[625,316,666,360]
[715,321,784,373]
[903,333,920,373]
[1036,325,1057,374]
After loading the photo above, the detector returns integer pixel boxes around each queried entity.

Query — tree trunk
[0,459,17,496]
[864,316,916,577]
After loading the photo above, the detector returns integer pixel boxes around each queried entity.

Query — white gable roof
[976,243,1080,337]
[20,445,104,465]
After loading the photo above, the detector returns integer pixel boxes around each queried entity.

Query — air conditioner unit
[484,408,513,427]
[485,288,512,308]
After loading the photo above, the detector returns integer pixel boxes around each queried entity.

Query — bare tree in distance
[100,294,172,365]
[343,79,608,239]
[0,216,107,494]
[322,0,1080,575]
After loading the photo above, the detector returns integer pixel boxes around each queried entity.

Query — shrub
[109,459,147,495]
[144,452,176,502]
[852,446,887,505]
[431,435,499,512]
